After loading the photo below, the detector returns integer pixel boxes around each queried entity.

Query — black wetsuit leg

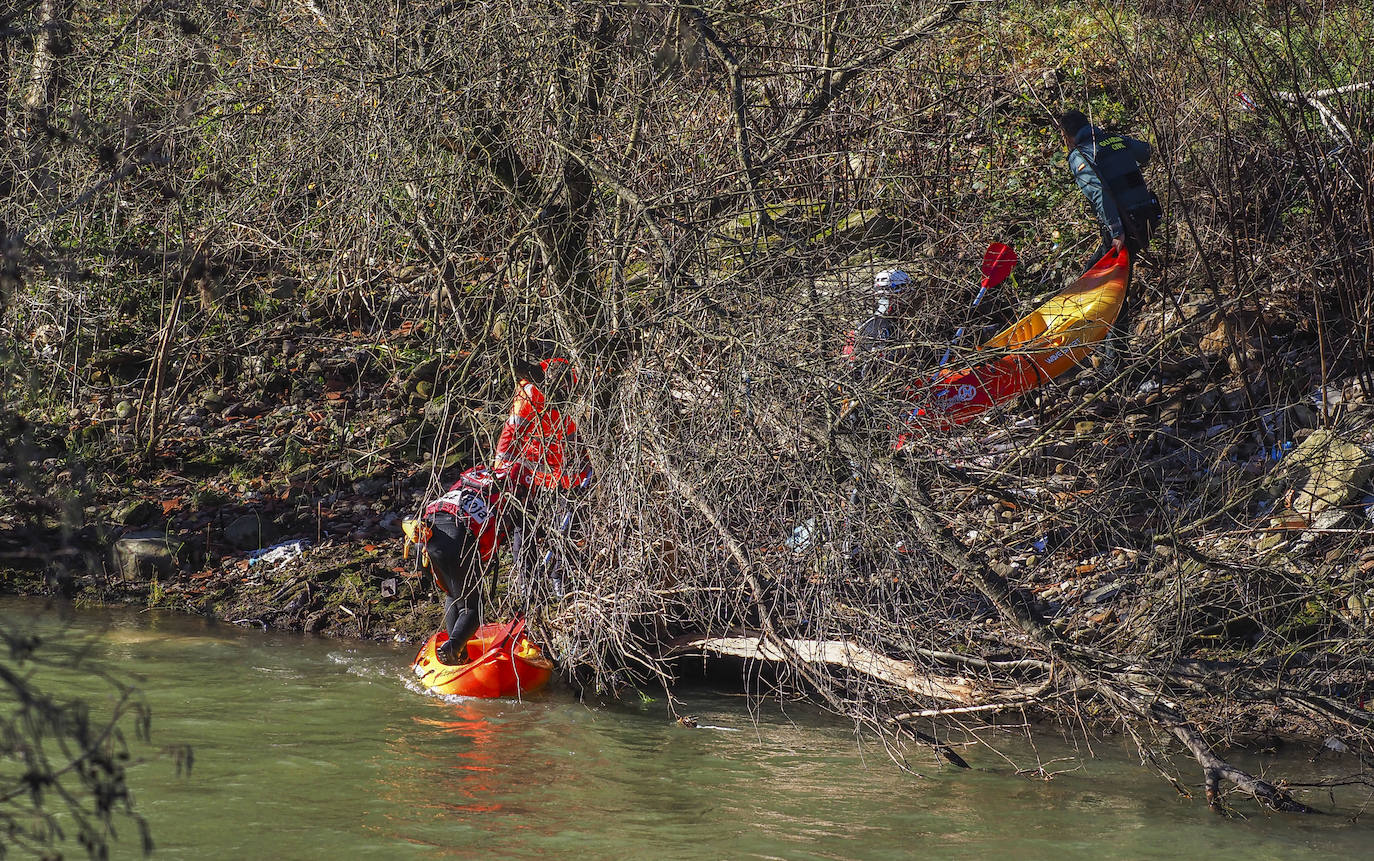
[425,513,484,661]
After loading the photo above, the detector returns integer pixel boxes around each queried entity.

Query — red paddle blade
[980,242,1018,289]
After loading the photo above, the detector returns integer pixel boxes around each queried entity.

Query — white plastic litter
[248,539,310,567]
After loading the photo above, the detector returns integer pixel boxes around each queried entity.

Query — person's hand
[1110,235,1126,253]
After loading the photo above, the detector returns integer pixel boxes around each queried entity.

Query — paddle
[938,242,1018,367]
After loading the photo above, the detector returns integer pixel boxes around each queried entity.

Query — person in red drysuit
[492,357,592,493]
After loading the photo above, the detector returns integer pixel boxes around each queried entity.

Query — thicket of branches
[4,0,1373,814]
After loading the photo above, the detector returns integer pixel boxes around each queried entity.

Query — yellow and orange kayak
[905,247,1129,434]
[412,619,553,699]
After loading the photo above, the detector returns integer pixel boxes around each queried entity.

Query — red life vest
[423,466,506,565]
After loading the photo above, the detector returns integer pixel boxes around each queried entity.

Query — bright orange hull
[412,622,553,698]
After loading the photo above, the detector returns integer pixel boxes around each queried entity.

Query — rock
[1199,310,1263,375]
[1301,507,1350,543]
[1074,420,1098,438]
[113,499,158,527]
[224,512,280,551]
[1348,593,1368,621]
[353,477,388,497]
[1262,429,1374,518]
[1288,403,1318,429]
[114,400,135,420]
[110,530,185,580]
[422,397,449,425]
[403,357,441,393]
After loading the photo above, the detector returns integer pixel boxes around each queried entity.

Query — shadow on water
[3,598,1371,860]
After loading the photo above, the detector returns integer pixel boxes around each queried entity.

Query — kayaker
[1059,110,1161,273]
[414,465,509,665]
[493,356,592,492]
[844,268,909,380]
[406,357,590,665]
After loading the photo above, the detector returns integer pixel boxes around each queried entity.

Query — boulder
[225,511,280,551]
[110,530,185,580]
[1262,429,1374,518]
[112,498,158,527]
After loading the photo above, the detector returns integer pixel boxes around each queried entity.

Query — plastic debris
[786,518,817,554]
[248,539,310,567]
[1313,385,1345,407]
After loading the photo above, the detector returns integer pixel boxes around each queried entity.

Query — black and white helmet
[874,269,910,294]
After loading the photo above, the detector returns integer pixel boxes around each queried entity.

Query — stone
[113,499,158,527]
[1288,403,1318,429]
[1199,311,1263,374]
[353,477,388,497]
[1262,429,1374,518]
[1301,508,1350,543]
[224,512,280,551]
[114,400,135,420]
[1348,593,1368,621]
[110,530,185,580]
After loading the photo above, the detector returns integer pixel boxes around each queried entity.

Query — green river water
[2,598,1370,860]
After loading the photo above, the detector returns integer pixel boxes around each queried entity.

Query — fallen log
[666,631,1045,705]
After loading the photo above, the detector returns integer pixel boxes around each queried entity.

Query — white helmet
[874,269,910,294]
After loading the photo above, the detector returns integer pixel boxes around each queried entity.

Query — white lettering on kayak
[932,383,978,407]
[1044,337,1084,366]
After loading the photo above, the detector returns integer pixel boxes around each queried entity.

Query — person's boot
[435,638,468,666]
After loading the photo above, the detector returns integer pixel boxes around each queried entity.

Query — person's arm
[1069,149,1124,237]
[1125,135,1153,168]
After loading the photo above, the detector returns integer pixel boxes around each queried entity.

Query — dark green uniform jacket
[1068,125,1155,239]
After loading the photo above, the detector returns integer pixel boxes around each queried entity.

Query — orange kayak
[904,247,1129,435]
[412,619,553,698]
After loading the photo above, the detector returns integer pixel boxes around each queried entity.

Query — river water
[2,599,1369,859]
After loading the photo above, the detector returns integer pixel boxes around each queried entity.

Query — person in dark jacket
[1059,110,1161,274]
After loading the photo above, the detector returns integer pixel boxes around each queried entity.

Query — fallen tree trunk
[666,631,1046,705]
